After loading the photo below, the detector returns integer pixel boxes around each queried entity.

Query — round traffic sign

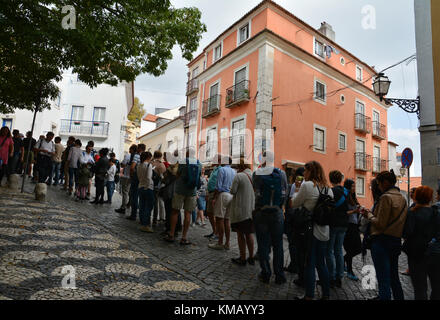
[401,148,413,169]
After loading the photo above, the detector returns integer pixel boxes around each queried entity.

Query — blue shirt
[216,165,236,193]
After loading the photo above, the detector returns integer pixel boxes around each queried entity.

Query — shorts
[172,193,197,213]
[197,195,206,211]
[214,192,233,219]
[231,219,255,234]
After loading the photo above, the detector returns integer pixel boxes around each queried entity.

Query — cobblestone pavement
[0,180,415,300]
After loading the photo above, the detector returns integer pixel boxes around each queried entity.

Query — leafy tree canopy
[0,0,206,113]
[128,97,145,125]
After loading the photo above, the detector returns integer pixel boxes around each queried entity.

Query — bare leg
[216,217,224,245]
[182,211,191,240]
[237,232,246,260]
[208,212,216,234]
[224,218,231,248]
[168,209,179,239]
[245,233,254,259]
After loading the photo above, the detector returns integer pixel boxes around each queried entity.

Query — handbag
[290,206,313,235]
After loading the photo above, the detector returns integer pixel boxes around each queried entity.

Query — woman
[403,186,440,300]
[195,168,208,226]
[361,170,407,300]
[91,148,109,204]
[343,179,362,281]
[290,161,333,300]
[0,127,14,186]
[137,151,155,233]
[229,157,255,266]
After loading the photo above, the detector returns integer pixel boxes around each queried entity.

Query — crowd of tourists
[1,124,440,300]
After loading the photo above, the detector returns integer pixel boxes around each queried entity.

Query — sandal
[180,239,192,245]
[163,234,175,243]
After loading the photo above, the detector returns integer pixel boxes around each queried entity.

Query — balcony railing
[225,80,250,108]
[186,78,199,96]
[372,157,388,173]
[60,120,109,137]
[355,113,371,133]
[183,109,198,128]
[372,121,386,140]
[202,95,221,118]
[354,152,372,171]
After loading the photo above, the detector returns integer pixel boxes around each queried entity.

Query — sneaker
[346,272,359,281]
[140,226,154,233]
[201,221,207,226]
[191,222,196,227]
[204,233,214,238]
[195,221,201,226]
[208,243,225,250]
[115,208,126,214]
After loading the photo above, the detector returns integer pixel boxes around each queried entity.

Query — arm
[9,141,14,157]
[366,195,392,232]
[290,182,309,209]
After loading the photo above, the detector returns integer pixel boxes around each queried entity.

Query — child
[77,163,91,202]
[106,158,116,204]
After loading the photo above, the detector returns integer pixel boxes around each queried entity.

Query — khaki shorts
[214,192,233,219]
[172,193,197,212]
[206,192,215,214]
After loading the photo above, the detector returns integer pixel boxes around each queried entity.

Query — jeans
[138,188,155,227]
[371,235,404,300]
[95,177,105,202]
[129,179,139,218]
[305,236,330,298]
[8,154,20,175]
[106,181,115,202]
[50,161,62,185]
[191,210,197,223]
[284,214,298,271]
[119,176,131,209]
[68,167,78,190]
[254,207,285,281]
[326,227,347,280]
[37,155,53,183]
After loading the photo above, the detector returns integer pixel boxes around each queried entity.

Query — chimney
[318,22,335,41]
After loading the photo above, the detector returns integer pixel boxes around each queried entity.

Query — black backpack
[312,186,335,226]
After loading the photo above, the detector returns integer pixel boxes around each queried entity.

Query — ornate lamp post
[373,73,420,119]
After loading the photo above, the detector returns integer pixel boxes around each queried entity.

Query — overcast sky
[135,0,421,176]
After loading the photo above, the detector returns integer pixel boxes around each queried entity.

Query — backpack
[184,159,201,189]
[152,168,162,190]
[312,186,335,226]
[260,168,283,208]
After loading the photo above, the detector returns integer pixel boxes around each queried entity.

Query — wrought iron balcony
[60,120,109,137]
[202,95,221,118]
[225,80,250,108]
[354,113,371,133]
[372,121,386,140]
[183,109,198,128]
[354,152,372,171]
[186,78,199,96]
[372,157,388,173]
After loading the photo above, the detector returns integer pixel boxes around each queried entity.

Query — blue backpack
[185,159,201,189]
[261,168,283,208]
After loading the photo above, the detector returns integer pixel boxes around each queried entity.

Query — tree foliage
[0,0,207,113]
[128,97,145,125]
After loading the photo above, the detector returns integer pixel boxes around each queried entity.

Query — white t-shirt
[38,139,55,156]
[80,151,95,165]
[107,164,116,182]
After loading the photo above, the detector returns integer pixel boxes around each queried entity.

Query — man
[49,137,64,186]
[115,144,137,215]
[67,139,82,195]
[86,141,97,197]
[151,150,166,225]
[22,131,37,178]
[252,151,287,284]
[208,156,236,250]
[164,148,201,245]
[34,132,55,184]
[204,154,222,240]
[126,144,144,221]
[61,136,75,190]
[8,129,24,175]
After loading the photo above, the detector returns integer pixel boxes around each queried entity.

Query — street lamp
[373,73,420,119]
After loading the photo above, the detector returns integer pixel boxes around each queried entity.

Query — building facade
[414,0,440,191]
[182,0,389,206]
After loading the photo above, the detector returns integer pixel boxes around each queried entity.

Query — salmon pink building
[182,0,389,206]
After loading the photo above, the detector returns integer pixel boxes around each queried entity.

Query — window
[2,119,12,130]
[71,105,84,120]
[239,23,250,44]
[315,39,325,58]
[231,118,245,158]
[314,127,325,152]
[356,65,363,81]
[190,97,197,111]
[340,95,345,104]
[338,133,346,151]
[93,107,106,122]
[208,83,220,111]
[372,110,380,135]
[206,127,217,160]
[214,44,222,61]
[356,177,365,196]
[314,80,326,103]
[373,145,381,172]
[192,67,199,79]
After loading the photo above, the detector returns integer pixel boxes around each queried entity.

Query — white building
[139,107,182,137]
[0,70,134,159]
[388,141,402,175]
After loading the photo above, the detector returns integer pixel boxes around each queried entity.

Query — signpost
[401,148,414,206]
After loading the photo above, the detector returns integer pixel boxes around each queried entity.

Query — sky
[134,0,421,176]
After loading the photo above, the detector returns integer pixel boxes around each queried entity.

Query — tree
[128,97,146,125]
[0,0,207,113]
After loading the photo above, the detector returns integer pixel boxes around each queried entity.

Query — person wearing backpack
[35,132,56,184]
[126,144,144,220]
[61,136,75,191]
[402,186,440,300]
[151,151,166,225]
[325,170,349,289]
[252,151,287,285]
[208,156,236,251]
[115,145,137,215]
[164,148,201,245]
[204,154,222,240]
[290,161,333,300]
[137,151,155,233]
[90,148,109,204]
[361,170,407,301]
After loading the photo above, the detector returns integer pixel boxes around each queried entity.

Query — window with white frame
[315,39,325,58]
[206,127,217,160]
[356,177,365,196]
[356,65,363,81]
[314,127,325,152]
[190,97,197,111]
[231,118,245,158]
[192,67,199,79]
[71,105,84,120]
[214,44,222,61]
[239,23,250,44]
[338,133,347,151]
[93,107,106,122]
[314,80,326,102]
